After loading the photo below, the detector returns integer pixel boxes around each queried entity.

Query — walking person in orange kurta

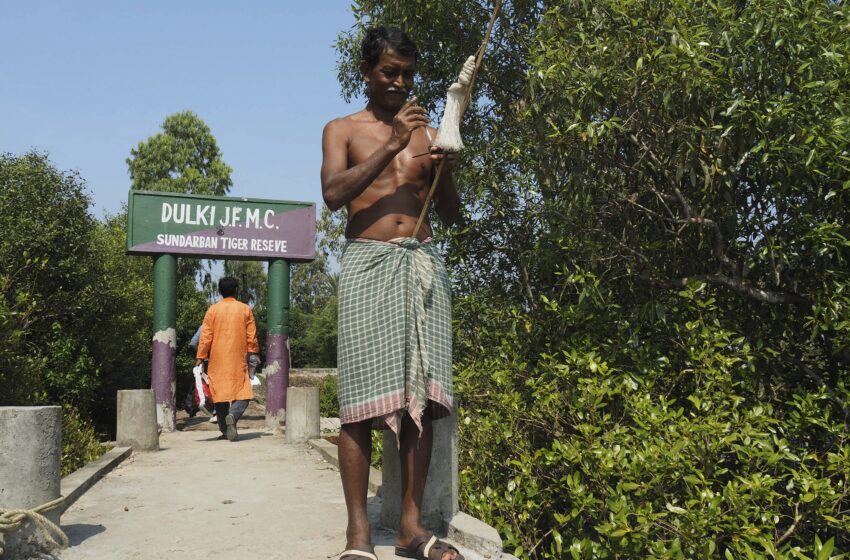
[194,277,260,441]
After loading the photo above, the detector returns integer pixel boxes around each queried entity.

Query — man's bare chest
[348,128,433,171]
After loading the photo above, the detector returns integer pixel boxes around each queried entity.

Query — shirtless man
[321,26,462,560]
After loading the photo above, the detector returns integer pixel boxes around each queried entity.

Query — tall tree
[290,254,337,315]
[0,151,100,410]
[0,152,120,471]
[126,110,233,196]
[86,212,156,428]
[127,110,234,283]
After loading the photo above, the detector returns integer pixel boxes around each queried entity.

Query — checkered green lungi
[337,237,453,434]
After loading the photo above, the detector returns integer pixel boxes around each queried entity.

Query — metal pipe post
[151,254,177,432]
[265,258,290,430]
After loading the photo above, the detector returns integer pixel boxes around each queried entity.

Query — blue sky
[0,1,363,218]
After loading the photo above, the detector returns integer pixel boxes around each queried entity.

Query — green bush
[319,374,339,417]
[456,280,850,559]
[0,152,101,411]
[0,153,155,438]
[371,430,384,469]
[330,0,850,557]
[61,404,106,477]
[290,298,339,368]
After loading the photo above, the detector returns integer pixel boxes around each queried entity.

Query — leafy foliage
[372,429,384,469]
[2,112,242,472]
[319,374,340,418]
[456,280,850,558]
[526,0,849,321]
[0,151,206,473]
[0,152,101,412]
[0,152,118,471]
[290,255,338,367]
[335,1,850,557]
[126,110,233,196]
[86,212,155,426]
[317,204,347,262]
[61,404,106,477]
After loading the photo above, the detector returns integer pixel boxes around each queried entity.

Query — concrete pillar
[116,390,159,451]
[0,406,62,555]
[380,412,458,532]
[285,387,320,443]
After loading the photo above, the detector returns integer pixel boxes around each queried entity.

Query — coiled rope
[0,496,69,554]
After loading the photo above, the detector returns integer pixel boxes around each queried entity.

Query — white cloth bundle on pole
[433,55,476,152]
[411,0,501,240]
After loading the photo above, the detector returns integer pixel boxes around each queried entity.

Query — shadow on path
[233,431,268,442]
[368,495,399,548]
[198,430,269,442]
[63,523,106,547]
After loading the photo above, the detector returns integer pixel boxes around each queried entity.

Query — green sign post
[265,259,291,429]
[128,190,316,261]
[128,190,315,431]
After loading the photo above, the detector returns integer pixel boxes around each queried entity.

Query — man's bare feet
[345,518,372,553]
[395,533,463,560]
[339,545,377,560]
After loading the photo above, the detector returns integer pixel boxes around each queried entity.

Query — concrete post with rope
[0,406,69,557]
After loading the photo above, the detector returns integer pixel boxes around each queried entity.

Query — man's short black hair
[361,26,419,68]
[219,277,238,298]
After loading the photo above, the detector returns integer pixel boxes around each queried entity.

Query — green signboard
[127,190,316,261]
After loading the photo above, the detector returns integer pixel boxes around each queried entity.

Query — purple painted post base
[151,330,177,432]
[264,333,290,431]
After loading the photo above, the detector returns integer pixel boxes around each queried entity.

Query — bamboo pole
[412,0,502,239]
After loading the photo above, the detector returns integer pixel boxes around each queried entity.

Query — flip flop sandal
[395,534,465,560]
[339,547,377,560]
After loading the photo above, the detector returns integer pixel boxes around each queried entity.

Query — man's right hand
[388,97,429,152]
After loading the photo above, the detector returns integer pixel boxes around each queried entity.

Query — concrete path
[59,428,352,559]
[57,409,484,560]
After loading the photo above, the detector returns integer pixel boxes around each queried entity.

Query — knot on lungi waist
[402,239,434,294]
[396,236,422,249]
[351,237,434,292]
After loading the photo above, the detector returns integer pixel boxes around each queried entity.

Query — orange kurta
[196,297,259,403]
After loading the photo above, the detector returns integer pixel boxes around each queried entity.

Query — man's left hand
[429,146,459,170]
